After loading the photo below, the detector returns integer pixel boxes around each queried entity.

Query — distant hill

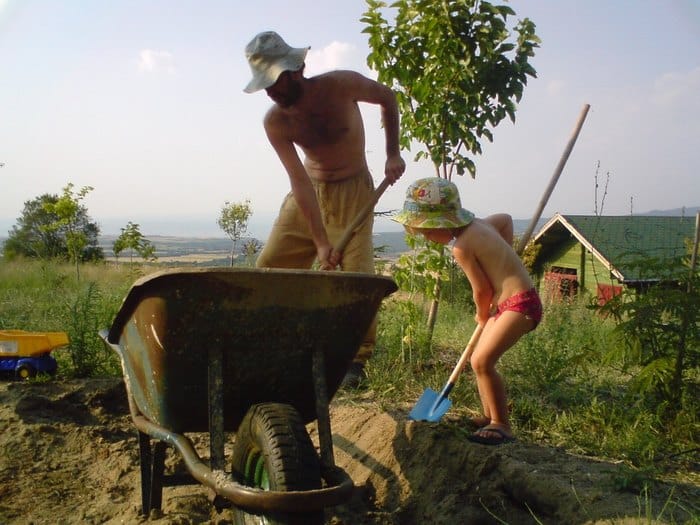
[373,218,547,256]
[640,206,699,217]
[1,209,697,256]
[98,234,233,254]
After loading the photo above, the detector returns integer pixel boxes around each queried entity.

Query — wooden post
[516,103,591,255]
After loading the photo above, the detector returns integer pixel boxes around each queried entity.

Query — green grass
[1,257,698,514]
[0,258,138,377]
[372,294,699,479]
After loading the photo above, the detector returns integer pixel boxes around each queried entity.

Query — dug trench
[0,379,696,524]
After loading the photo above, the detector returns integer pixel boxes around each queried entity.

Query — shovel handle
[446,324,483,385]
[334,177,392,254]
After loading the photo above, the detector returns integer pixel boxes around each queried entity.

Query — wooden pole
[334,177,392,253]
[516,103,591,255]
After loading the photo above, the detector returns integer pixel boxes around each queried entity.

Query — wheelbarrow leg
[312,348,335,469]
[207,343,232,512]
[208,344,225,472]
[137,430,167,515]
[150,441,167,511]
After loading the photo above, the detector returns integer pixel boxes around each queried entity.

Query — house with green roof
[531,213,696,303]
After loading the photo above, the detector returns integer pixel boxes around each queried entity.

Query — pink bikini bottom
[493,288,543,328]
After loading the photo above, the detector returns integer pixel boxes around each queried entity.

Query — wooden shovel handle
[447,324,484,385]
[334,177,392,254]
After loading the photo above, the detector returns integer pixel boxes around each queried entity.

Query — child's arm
[484,214,514,246]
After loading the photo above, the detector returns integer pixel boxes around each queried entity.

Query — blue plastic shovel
[408,324,483,422]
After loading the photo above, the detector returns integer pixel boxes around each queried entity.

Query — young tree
[598,254,699,419]
[113,222,157,264]
[3,190,103,264]
[363,0,539,179]
[217,200,252,267]
[41,184,96,280]
[364,0,539,338]
[242,238,264,267]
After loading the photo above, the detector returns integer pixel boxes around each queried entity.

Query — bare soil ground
[0,378,697,524]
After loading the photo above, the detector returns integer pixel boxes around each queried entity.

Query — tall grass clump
[372,297,434,398]
[373,265,698,477]
[503,299,613,417]
[0,258,137,377]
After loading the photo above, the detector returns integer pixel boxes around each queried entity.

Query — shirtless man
[244,31,406,387]
[393,177,542,444]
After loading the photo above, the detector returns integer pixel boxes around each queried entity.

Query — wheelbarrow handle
[334,177,392,254]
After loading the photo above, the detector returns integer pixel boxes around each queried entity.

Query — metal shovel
[408,324,483,422]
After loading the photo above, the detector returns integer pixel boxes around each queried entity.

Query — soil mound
[0,379,696,524]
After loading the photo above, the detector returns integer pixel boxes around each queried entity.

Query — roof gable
[534,214,695,282]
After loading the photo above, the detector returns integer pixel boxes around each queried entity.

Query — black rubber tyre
[230,402,323,525]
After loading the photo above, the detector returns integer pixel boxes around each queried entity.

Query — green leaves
[597,255,699,417]
[217,199,253,267]
[40,183,99,280]
[363,0,539,179]
[113,222,157,263]
[392,232,451,299]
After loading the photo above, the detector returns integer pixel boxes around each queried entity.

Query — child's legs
[470,311,534,427]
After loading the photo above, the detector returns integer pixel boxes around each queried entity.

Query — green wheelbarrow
[100,267,396,524]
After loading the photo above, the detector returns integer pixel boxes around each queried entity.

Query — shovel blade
[408,388,452,422]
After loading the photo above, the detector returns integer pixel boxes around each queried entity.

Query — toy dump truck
[0,330,69,379]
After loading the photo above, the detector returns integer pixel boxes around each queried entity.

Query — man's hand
[317,243,332,270]
[318,247,343,270]
[317,242,343,271]
[385,154,406,184]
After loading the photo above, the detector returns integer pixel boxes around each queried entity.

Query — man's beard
[274,80,302,108]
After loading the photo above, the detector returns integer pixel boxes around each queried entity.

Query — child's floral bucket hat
[392,177,474,229]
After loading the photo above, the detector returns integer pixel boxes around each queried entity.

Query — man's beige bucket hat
[244,31,309,93]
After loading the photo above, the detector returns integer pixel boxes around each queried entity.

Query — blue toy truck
[0,330,68,379]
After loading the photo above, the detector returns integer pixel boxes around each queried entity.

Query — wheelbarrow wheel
[231,402,323,525]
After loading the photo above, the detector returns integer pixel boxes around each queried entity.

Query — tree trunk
[427,278,441,343]
[671,212,699,403]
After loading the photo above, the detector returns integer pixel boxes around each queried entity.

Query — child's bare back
[453,216,534,312]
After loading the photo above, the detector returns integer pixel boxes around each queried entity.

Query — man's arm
[340,71,406,183]
[264,113,334,268]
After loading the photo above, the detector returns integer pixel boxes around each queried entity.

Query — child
[393,177,542,445]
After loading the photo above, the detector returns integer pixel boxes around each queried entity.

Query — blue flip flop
[468,425,516,445]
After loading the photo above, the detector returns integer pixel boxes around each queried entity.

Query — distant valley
[94,218,548,262]
[2,208,698,263]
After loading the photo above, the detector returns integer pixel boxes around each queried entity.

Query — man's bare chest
[289,114,346,149]
[290,105,360,149]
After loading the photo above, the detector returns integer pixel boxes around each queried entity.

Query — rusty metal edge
[99,330,355,513]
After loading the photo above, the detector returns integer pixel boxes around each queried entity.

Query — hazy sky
[2,1,699,238]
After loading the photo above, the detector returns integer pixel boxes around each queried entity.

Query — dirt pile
[0,379,696,524]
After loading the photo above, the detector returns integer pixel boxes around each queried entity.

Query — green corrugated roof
[535,214,696,282]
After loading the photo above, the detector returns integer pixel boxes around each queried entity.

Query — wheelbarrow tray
[104,267,397,434]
